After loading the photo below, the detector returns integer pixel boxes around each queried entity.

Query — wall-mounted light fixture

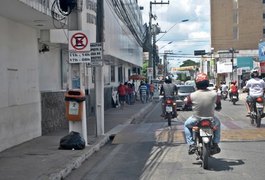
[39,44,49,53]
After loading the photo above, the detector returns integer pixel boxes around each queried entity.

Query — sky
[138,0,211,68]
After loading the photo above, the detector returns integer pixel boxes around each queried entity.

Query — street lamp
[156,19,189,42]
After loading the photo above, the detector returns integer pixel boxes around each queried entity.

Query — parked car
[175,85,196,110]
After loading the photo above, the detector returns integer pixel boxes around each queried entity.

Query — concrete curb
[49,102,154,180]
[50,135,109,180]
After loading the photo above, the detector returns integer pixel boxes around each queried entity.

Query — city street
[65,98,265,180]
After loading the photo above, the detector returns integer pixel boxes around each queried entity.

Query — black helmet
[195,73,209,89]
[251,69,259,78]
[165,76,172,84]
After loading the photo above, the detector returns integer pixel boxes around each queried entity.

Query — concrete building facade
[210,0,264,84]
[0,0,144,152]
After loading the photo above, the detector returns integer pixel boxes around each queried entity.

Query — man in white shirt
[244,69,265,116]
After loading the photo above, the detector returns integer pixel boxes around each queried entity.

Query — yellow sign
[171,66,196,71]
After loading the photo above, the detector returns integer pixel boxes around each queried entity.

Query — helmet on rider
[165,76,172,84]
[251,69,259,78]
[195,73,209,89]
[231,80,237,85]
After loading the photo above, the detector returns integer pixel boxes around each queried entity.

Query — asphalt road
[65,99,265,180]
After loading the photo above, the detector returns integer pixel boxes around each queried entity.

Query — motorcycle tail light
[166,99,173,104]
[257,97,263,103]
[200,120,211,127]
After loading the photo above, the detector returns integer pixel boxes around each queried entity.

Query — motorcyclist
[220,81,228,99]
[160,76,178,117]
[243,69,265,116]
[229,81,239,100]
[184,73,222,155]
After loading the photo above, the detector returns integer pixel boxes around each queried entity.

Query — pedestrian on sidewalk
[146,81,150,101]
[117,82,126,109]
[139,81,147,103]
[149,81,155,101]
[127,83,134,105]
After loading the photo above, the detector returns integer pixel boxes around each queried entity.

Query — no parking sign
[68,31,91,63]
[69,31,90,51]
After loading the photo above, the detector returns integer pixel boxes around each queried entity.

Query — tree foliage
[180,59,199,67]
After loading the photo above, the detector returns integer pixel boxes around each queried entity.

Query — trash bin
[65,89,86,121]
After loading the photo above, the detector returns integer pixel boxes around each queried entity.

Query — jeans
[140,94,147,103]
[184,116,221,145]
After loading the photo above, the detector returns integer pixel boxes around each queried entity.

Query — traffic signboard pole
[68,1,88,145]
[95,0,105,136]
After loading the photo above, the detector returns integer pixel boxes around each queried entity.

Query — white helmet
[251,69,259,78]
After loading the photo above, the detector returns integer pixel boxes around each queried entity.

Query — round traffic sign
[70,32,89,51]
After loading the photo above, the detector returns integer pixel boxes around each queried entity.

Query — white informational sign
[147,67,153,77]
[237,68,242,75]
[90,43,102,60]
[89,42,103,66]
[217,59,232,73]
[69,31,91,63]
[69,52,91,63]
[69,101,79,115]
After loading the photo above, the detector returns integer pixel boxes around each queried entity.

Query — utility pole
[163,53,167,77]
[148,0,169,81]
[95,0,104,136]
[229,48,236,81]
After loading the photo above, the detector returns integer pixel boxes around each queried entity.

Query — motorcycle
[249,96,264,127]
[192,117,219,169]
[162,96,177,126]
[230,92,238,105]
[221,91,228,100]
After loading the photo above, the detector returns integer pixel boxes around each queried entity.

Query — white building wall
[39,44,62,91]
[0,16,41,152]
[104,0,143,67]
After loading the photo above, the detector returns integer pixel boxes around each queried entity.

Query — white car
[207,83,215,91]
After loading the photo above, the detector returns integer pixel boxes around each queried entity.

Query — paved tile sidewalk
[0,101,155,180]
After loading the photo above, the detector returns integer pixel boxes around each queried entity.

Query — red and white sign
[69,31,90,52]
[69,31,91,63]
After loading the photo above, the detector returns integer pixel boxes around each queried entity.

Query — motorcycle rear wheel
[202,143,209,169]
[256,111,261,128]
[167,114,172,126]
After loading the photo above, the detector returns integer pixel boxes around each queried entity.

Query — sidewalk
[0,101,155,180]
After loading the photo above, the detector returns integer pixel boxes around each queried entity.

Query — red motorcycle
[162,96,177,126]
[249,96,264,127]
[192,117,219,169]
[230,92,238,105]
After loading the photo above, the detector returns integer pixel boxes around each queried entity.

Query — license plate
[199,128,213,137]
[232,96,237,99]
[256,103,264,108]
[166,106,173,112]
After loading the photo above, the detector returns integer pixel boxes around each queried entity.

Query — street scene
[1,0,265,180]
[64,96,265,180]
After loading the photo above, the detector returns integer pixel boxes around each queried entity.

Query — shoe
[188,144,197,155]
[160,114,165,117]
[246,113,250,117]
[211,143,221,155]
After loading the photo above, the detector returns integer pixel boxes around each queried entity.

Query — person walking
[117,82,126,109]
[139,81,147,103]
[127,83,134,105]
[149,81,155,101]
